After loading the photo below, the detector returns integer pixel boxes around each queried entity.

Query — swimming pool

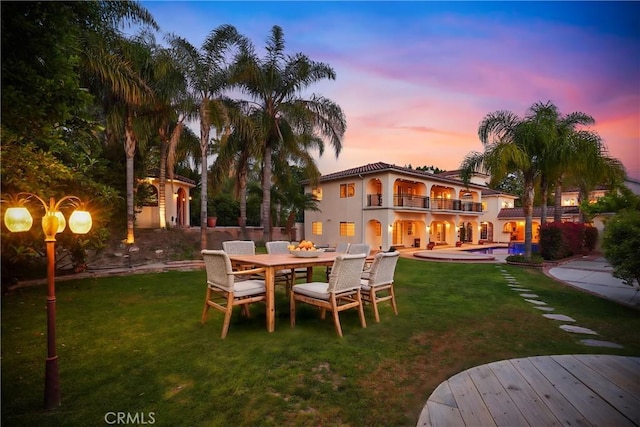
[465,243,539,255]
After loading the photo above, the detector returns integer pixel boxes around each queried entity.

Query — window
[340,183,355,198]
[312,221,322,235]
[339,222,355,236]
[312,187,323,201]
[480,223,488,240]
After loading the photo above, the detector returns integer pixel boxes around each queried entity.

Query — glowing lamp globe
[54,211,66,233]
[4,207,33,232]
[69,210,92,234]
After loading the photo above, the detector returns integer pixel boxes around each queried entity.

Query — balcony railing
[393,194,430,209]
[365,194,483,212]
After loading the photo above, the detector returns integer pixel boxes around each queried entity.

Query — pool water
[465,243,539,255]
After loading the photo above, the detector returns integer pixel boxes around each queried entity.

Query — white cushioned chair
[201,250,267,339]
[290,253,367,337]
[360,251,400,322]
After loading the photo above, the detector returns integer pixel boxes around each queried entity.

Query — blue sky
[137,1,640,180]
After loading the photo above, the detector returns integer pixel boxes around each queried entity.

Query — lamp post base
[44,356,61,410]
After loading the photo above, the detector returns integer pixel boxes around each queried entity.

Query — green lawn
[2,258,639,426]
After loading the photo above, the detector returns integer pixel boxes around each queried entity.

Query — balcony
[365,194,483,213]
[394,194,429,209]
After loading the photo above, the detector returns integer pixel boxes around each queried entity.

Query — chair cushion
[360,279,372,292]
[233,280,266,297]
[209,279,265,297]
[292,282,330,300]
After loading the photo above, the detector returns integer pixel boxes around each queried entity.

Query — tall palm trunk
[238,166,248,240]
[262,144,272,242]
[522,180,535,259]
[539,175,549,225]
[200,99,210,250]
[553,179,563,222]
[124,114,136,244]
[158,127,168,229]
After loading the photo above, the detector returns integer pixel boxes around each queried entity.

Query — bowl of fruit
[288,240,325,257]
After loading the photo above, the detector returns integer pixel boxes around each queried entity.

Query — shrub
[539,224,565,259]
[602,209,640,287]
[506,254,544,264]
[584,226,598,251]
[539,222,587,260]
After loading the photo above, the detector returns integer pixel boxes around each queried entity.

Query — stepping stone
[580,339,623,349]
[543,314,575,322]
[507,283,520,287]
[520,293,539,298]
[559,325,598,335]
[525,299,547,305]
[511,288,531,292]
[534,306,555,311]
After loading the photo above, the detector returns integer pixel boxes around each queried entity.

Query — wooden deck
[417,354,640,426]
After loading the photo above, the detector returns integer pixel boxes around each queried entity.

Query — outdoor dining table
[227,251,356,332]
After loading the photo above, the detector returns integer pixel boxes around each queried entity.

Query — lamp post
[3,193,92,410]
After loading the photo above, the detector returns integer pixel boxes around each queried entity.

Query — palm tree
[210,108,261,239]
[133,30,194,229]
[100,34,159,244]
[529,101,610,224]
[560,139,626,223]
[233,25,346,242]
[169,25,247,249]
[461,104,549,259]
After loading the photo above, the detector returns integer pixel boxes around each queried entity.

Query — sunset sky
[138,1,640,180]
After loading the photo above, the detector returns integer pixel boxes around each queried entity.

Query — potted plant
[206,199,217,228]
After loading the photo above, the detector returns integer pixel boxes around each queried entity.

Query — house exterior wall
[137,179,194,229]
[304,164,488,250]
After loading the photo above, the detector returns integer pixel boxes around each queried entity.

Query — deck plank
[418,401,465,427]
[467,364,529,426]
[530,355,634,427]
[418,355,639,427]
[510,357,592,427]
[447,370,497,426]
[552,355,640,425]
[573,355,640,397]
[489,359,561,426]
[428,380,458,408]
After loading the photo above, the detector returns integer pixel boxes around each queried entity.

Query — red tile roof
[309,162,487,189]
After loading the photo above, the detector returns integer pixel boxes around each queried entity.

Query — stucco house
[302,162,516,251]
[136,173,196,229]
[302,162,622,251]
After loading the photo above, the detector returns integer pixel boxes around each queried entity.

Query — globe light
[54,211,66,233]
[69,210,92,234]
[4,206,33,232]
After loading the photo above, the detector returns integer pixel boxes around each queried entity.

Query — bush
[539,224,564,259]
[506,254,544,264]
[602,209,640,287]
[539,222,587,260]
[584,226,598,251]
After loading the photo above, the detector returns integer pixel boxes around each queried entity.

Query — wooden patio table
[227,251,343,333]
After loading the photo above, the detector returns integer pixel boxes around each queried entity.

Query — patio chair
[326,242,351,279]
[265,240,302,290]
[347,243,370,256]
[360,251,400,322]
[335,242,350,253]
[348,243,372,271]
[222,240,262,279]
[290,253,367,337]
[200,250,267,339]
